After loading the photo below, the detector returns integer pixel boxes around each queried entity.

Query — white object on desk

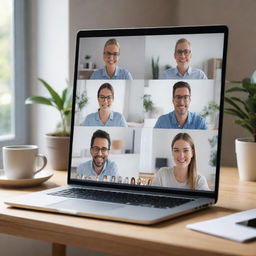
[187,209,256,242]
[0,169,53,188]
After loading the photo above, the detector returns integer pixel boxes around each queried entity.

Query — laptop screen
[69,26,228,195]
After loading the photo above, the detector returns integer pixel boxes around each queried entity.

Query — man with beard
[76,130,119,181]
[154,81,207,129]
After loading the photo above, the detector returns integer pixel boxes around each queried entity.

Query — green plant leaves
[62,86,73,116]
[234,120,254,134]
[25,96,53,106]
[25,78,73,136]
[224,98,248,118]
[225,87,247,93]
[143,94,154,112]
[200,101,219,118]
[225,76,256,142]
[152,56,159,79]
[38,78,63,111]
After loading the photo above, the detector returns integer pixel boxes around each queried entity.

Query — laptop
[5,25,228,225]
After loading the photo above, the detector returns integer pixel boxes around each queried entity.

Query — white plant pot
[235,138,256,181]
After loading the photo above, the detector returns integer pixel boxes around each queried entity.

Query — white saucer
[0,169,53,188]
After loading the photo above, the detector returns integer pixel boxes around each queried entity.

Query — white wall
[124,80,144,123]
[28,0,69,158]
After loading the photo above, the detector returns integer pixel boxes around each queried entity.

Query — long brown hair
[171,133,197,189]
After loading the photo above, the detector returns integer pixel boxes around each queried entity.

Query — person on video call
[154,81,207,129]
[153,133,209,190]
[81,83,127,127]
[76,129,119,180]
[90,38,133,80]
[160,38,207,79]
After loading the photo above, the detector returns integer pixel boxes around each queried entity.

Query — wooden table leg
[52,243,66,256]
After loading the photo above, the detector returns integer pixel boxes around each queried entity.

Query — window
[0,0,27,166]
[0,0,12,137]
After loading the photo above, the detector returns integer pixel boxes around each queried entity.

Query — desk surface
[0,167,255,256]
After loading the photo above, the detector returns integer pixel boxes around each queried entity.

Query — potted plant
[151,56,159,79]
[75,90,88,125]
[200,101,219,129]
[84,55,92,69]
[207,135,218,189]
[25,78,72,170]
[143,94,154,118]
[208,135,217,168]
[225,70,256,181]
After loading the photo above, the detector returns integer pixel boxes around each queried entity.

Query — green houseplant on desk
[25,78,72,170]
[225,70,256,181]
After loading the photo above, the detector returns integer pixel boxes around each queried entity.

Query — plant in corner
[224,70,256,181]
[143,94,154,119]
[75,90,88,125]
[151,56,159,79]
[25,78,73,170]
[200,101,219,129]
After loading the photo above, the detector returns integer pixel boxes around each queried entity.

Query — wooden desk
[0,167,255,256]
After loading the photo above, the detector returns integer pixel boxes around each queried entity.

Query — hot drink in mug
[2,145,47,179]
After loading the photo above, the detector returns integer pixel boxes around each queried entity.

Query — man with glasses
[76,129,119,180]
[160,38,207,79]
[154,81,207,129]
[90,38,133,80]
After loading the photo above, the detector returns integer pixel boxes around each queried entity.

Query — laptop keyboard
[48,188,193,209]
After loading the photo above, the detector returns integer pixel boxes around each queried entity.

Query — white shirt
[152,167,209,190]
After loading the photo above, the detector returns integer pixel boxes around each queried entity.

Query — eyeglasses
[98,95,113,101]
[91,146,109,154]
[175,49,191,56]
[174,95,191,101]
[104,51,120,58]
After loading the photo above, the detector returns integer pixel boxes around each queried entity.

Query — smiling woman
[152,132,210,190]
[81,82,128,127]
[90,38,133,80]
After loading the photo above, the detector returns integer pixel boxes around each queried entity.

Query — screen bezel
[68,25,229,201]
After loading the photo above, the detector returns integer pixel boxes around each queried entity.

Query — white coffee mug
[2,145,47,179]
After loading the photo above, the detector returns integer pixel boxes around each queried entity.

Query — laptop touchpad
[48,199,125,213]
